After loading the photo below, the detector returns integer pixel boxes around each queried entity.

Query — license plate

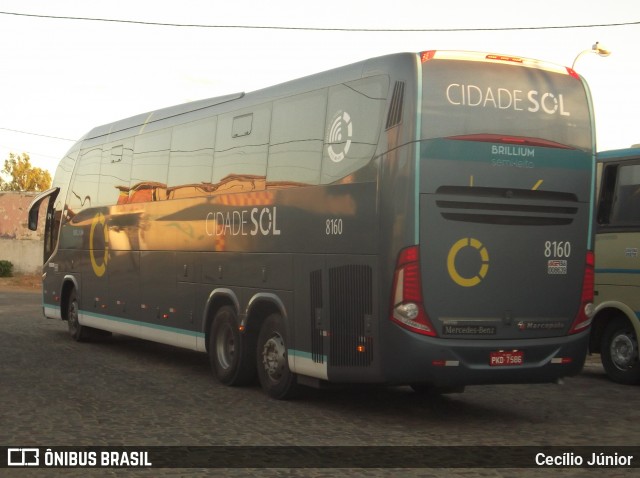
[490,350,524,367]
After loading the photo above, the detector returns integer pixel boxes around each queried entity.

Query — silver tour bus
[29,51,596,399]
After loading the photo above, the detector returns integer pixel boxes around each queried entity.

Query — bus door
[28,187,60,263]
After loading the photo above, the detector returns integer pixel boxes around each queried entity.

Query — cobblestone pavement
[1,289,638,477]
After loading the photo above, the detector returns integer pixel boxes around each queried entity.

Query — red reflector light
[569,251,595,334]
[446,134,573,150]
[501,137,526,144]
[552,357,574,364]
[566,67,580,80]
[398,245,419,265]
[420,51,436,63]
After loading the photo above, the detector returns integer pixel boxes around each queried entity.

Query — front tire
[256,313,299,399]
[66,288,90,342]
[601,317,640,385]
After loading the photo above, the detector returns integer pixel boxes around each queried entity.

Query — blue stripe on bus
[415,53,424,244]
[587,152,596,250]
[420,140,592,170]
[289,349,314,359]
[289,349,327,362]
[81,310,205,337]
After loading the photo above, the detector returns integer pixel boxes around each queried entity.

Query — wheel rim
[261,333,286,382]
[610,331,639,370]
[215,322,236,370]
[68,299,79,335]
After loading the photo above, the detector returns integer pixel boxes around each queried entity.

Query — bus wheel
[66,289,89,342]
[256,313,299,399]
[209,306,255,386]
[601,317,640,385]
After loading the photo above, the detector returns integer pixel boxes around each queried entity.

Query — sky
[1,0,639,176]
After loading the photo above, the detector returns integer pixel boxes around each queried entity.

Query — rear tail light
[568,250,595,334]
[390,246,437,336]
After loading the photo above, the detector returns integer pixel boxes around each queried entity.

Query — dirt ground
[0,273,42,291]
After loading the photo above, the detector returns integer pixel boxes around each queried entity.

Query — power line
[1,10,639,32]
[0,144,63,160]
[0,127,75,142]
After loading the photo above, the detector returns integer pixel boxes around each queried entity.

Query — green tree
[0,152,51,192]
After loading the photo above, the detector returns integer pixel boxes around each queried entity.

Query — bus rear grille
[435,186,578,226]
[385,81,405,130]
[329,264,374,367]
[310,269,324,364]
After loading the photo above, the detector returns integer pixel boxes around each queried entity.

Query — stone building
[0,191,45,274]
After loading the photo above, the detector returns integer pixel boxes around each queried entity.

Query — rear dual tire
[209,306,256,386]
[209,308,298,399]
[256,313,299,400]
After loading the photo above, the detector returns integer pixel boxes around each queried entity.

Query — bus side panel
[201,251,243,287]
[108,250,140,319]
[78,249,110,317]
[139,251,177,325]
[42,249,71,319]
[596,232,640,288]
[292,254,328,379]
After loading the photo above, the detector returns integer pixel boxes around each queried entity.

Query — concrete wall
[0,192,45,274]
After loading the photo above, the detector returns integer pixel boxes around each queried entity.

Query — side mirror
[27,188,59,231]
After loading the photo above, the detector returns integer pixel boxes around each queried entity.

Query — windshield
[421,58,593,151]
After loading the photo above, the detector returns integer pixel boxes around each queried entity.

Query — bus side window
[597,164,618,225]
[610,163,640,226]
[268,89,327,186]
[130,129,171,202]
[69,145,102,213]
[98,139,134,206]
[214,104,271,193]
[51,149,77,221]
[168,117,216,199]
[321,76,389,184]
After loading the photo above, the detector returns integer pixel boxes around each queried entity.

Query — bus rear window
[421,59,592,151]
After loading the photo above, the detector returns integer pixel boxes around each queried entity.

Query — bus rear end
[389,51,595,387]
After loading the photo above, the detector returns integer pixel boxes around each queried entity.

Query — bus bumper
[375,328,590,387]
